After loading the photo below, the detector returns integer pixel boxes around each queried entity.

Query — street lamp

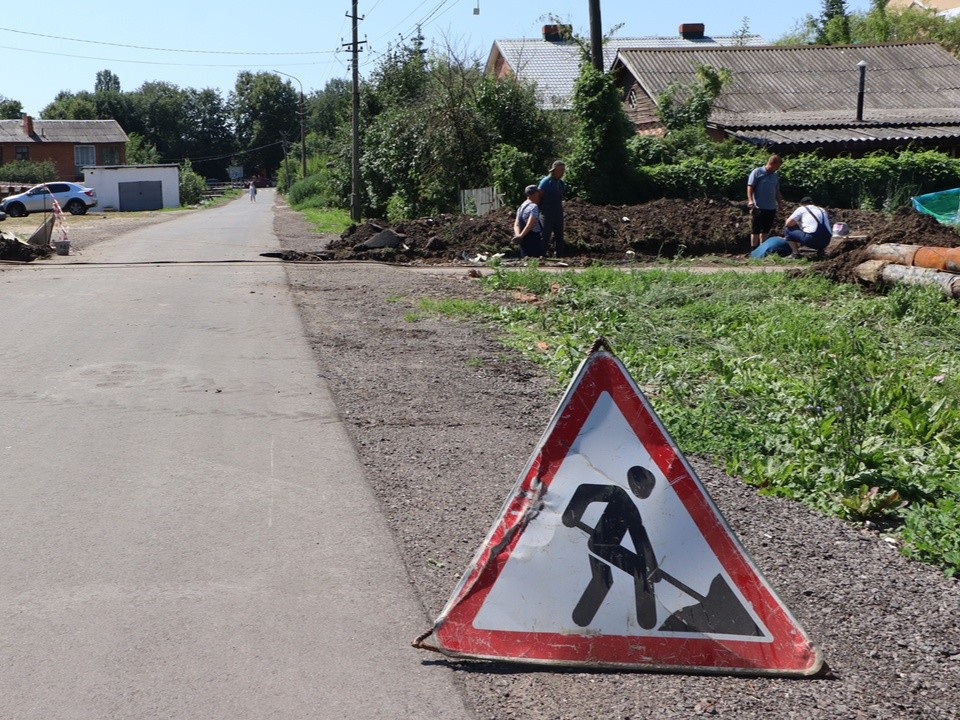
[274,70,307,179]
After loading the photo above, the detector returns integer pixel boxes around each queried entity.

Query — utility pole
[588,0,603,72]
[345,0,366,222]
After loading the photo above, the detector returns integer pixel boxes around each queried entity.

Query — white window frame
[74,144,96,169]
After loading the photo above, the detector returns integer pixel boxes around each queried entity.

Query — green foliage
[631,148,960,208]
[657,64,732,131]
[449,269,960,575]
[287,158,350,210]
[567,65,635,204]
[0,160,56,184]
[0,94,23,119]
[125,132,161,165]
[178,158,207,205]
[231,71,301,177]
[490,144,535,207]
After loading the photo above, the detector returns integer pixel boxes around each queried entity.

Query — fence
[460,186,503,217]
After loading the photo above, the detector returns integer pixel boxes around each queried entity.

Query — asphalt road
[0,191,472,719]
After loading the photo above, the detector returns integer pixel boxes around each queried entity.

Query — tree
[183,88,235,178]
[125,132,161,164]
[95,69,121,94]
[657,64,732,131]
[566,64,635,204]
[818,0,852,44]
[0,95,23,119]
[41,90,97,119]
[230,71,300,176]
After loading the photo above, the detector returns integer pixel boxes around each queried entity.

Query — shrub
[490,144,535,207]
[178,158,207,206]
[0,160,56,184]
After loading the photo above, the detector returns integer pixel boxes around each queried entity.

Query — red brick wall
[0,142,126,181]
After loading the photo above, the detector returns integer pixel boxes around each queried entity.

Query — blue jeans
[750,236,792,258]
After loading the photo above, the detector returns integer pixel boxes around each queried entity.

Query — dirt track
[273,198,960,720]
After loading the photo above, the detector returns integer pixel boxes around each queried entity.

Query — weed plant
[426,267,960,575]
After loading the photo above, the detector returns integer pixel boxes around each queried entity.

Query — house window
[15,145,29,161]
[75,144,96,169]
[101,145,120,165]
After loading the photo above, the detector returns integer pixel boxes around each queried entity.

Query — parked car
[0,182,98,217]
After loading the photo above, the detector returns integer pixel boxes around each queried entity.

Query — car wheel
[66,199,88,215]
[5,202,27,217]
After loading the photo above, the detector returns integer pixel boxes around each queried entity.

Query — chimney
[679,23,705,40]
[22,114,34,136]
[542,24,572,42]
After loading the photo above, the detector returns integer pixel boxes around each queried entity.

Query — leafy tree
[41,90,97,119]
[657,64,731,132]
[95,69,121,94]
[566,64,635,204]
[230,71,300,176]
[818,0,852,44]
[183,88,235,178]
[131,81,190,161]
[125,132,161,164]
[0,95,23,119]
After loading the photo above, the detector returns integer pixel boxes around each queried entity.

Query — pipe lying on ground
[855,259,960,298]
[865,243,960,272]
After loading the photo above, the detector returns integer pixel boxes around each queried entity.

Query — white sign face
[472,391,767,641]
[415,348,822,676]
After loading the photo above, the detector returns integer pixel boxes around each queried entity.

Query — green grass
[295,206,352,234]
[421,265,960,576]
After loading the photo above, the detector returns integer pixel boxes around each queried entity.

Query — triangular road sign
[414,343,822,676]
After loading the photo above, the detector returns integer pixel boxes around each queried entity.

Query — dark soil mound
[0,235,49,262]
[326,197,960,285]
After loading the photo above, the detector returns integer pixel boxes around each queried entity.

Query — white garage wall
[82,165,181,211]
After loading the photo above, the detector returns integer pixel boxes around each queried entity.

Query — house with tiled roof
[0,116,127,181]
[886,0,960,16]
[485,23,765,110]
[612,42,960,154]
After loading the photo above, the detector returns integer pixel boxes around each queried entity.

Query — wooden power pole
[346,0,366,222]
[588,0,603,72]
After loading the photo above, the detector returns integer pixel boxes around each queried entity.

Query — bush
[178,158,207,206]
[490,144,535,207]
[631,148,960,208]
[0,160,56,184]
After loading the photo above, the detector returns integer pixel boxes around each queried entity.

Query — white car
[0,182,98,217]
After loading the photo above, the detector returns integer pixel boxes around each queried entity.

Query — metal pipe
[856,60,867,122]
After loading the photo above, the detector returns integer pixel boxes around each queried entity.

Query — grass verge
[421,265,960,576]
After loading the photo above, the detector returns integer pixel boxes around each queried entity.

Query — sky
[1,0,872,117]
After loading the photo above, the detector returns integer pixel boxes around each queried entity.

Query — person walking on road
[746,154,783,251]
[249,180,258,202]
[538,160,567,257]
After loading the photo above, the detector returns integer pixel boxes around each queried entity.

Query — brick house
[0,116,127,181]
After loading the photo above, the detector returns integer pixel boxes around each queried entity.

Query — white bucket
[55,240,70,256]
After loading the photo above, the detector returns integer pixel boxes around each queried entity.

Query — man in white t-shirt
[784,197,832,257]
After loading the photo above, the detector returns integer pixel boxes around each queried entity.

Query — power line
[0,43,340,69]
[0,27,334,55]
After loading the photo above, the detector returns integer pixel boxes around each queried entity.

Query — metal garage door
[118,181,163,211]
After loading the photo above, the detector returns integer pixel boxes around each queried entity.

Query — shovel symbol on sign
[562,465,763,636]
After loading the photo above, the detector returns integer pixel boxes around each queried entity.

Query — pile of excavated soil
[0,232,49,262]
[324,197,960,286]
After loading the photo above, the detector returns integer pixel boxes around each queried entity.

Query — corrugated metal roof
[615,42,960,129]
[724,124,960,149]
[486,34,765,110]
[0,119,127,144]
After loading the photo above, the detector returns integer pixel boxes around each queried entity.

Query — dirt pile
[0,230,50,262]
[325,197,960,284]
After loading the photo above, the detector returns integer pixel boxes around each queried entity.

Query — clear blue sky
[2,0,871,117]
